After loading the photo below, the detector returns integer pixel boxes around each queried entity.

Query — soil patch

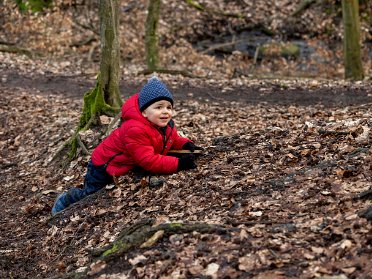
[2,70,371,107]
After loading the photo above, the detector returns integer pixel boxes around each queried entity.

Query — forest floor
[0,64,371,279]
[1,0,372,278]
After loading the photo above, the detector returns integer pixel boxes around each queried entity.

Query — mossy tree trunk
[69,0,123,159]
[341,0,364,80]
[145,0,161,71]
[141,0,199,77]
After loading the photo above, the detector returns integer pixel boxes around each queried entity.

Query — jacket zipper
[160,124,174,154]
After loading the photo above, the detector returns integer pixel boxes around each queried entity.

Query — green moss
[281,43,300,58]
[102,240,126,258]
[170,223,183,228]
[258,42,300,59]
[185,0,205,11]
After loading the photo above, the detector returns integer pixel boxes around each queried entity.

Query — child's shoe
[51,192,69,216]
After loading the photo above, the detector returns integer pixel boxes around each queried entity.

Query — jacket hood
[121,94,149,125]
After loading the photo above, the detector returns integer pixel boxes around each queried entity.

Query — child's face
[142,100,173,127]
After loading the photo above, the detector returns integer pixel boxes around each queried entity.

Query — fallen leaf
[205,263,219,278]
[129,255,147,266]
[88,260,106,276]
[311,247,324,254]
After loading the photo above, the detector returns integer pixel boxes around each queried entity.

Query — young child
[52,77,199,215]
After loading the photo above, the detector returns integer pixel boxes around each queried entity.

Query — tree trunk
[99,0,122,109]
[57,0,123,160]
[145,0,161,71]
[341,0,364,80]
[78,0,122,130]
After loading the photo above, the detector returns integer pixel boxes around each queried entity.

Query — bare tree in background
[341,0,364,80]
[145,0,161,72]
[142,0,195,77]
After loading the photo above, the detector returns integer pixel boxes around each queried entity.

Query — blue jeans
[58,161,113,207]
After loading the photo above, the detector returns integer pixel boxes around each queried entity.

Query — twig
[104,112,122,137]
[139,67,203,78]
[76,133,91,155]
[70,35,97,47]
[318,129,350,136]
[167,150,203,155]
[0,44,35,59]
[184,0,245,19]
[291,0,317,17]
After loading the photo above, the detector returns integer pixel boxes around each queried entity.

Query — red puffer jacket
[91,94,191,176]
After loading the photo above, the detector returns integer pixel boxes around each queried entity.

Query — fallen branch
[0,44,35,59]
[139,67,202,78]
[0,40,16,45]
[359,206,372,221]
[291,0,317,17]
[201,39,246,55]
[167,149,203,155]
[184,0,246,19]
[70,35,97,47]
[318,129,350,136]
[354,187,372,200]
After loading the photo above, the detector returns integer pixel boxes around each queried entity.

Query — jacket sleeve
[123,125,179,174]
[170,126,192,150]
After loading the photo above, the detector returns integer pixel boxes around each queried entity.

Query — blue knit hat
[138,77,174,111]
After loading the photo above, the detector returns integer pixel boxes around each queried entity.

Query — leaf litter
[0,78,371,278]
[1,0,371,277]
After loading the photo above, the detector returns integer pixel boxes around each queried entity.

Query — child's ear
[141,110,147,117]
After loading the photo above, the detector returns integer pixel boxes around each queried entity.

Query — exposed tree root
[47,219,233,279]
[50,79,121,166]
[76,134,90,155]
[104,112,122,137]
[92,218,231,260]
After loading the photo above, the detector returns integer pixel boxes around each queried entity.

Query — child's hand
[182,142,202,152]
[177,154,197,171]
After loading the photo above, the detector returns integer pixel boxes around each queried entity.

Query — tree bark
[145,0,161,71]
[92,218,230,260]
[53,0,123,161]
[341,0,364,80]
[77,0,123,131]
[99,0,122,109]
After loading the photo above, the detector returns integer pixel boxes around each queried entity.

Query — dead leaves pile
[0,82,371,278]
[1,0,371,79]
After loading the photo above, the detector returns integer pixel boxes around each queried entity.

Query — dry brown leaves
[0,78,371,278]
[0,0,371,79]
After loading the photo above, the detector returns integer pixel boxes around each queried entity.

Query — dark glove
[177,154,197,171]
[182,142,203,152]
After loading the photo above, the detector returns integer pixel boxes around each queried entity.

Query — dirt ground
[3,69,371,107]
[0,68,371,279]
